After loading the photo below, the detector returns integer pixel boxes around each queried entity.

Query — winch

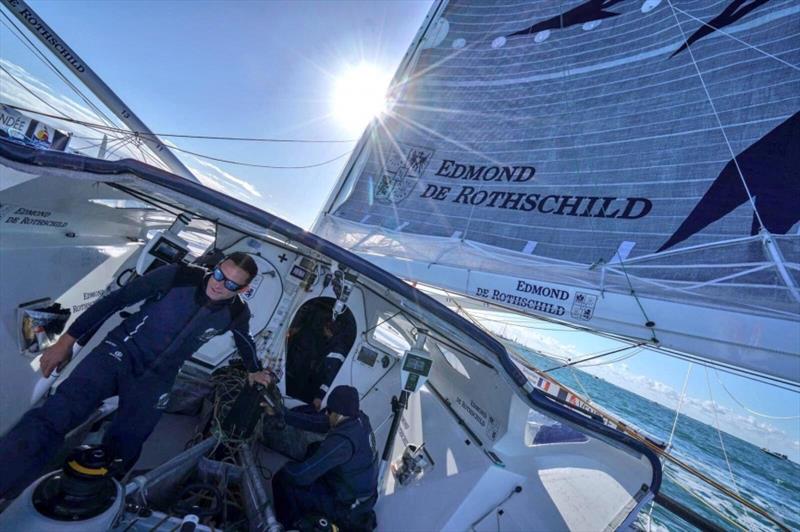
[0,444,124,530]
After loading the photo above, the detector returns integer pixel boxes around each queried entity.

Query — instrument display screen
[404,373,420,392]
[357,345,378,367]
[149,237,186,263]
[403,353,431,376]
[290,265,309,280]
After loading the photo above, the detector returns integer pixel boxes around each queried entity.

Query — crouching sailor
[271,385,379,531]
[0,252,272,499]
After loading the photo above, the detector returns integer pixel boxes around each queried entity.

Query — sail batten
[317,0,800,382]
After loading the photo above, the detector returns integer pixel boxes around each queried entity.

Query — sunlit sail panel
[317,0,800,383]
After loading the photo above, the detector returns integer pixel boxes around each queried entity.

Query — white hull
[0,144,659,530]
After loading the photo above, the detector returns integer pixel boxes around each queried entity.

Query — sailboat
[761,447,789,461]
[313,0,799,528]
[0,0,796,531]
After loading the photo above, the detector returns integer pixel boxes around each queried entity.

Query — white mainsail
[316,0,800,385]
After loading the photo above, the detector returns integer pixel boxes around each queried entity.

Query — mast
[1,0,198,182]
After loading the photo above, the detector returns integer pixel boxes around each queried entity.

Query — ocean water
[515,347,800,531]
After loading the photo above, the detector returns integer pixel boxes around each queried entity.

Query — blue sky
[1,1,798,460]
[1,0,433,225]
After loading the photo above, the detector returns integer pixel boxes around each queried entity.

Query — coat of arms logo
[374,144,434,205]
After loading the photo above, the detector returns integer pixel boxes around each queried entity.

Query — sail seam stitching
[671,5,800,73]
[665,0,766,234]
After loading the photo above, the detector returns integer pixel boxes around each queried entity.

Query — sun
[332,63,391,133]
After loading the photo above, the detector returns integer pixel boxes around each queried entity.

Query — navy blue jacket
[67,264,259,376]
[313,331,353,401]
[282,410,378,503]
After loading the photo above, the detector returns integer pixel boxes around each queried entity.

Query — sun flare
[332,63,391,133]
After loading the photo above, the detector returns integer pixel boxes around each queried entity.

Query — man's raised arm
[40,264,180,377]
[232,307,274,387]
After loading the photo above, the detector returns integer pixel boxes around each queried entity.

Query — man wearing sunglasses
[0,251,270,499]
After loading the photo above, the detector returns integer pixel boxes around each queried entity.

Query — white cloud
[158,138,274,209]
[480,319,577,362]
[586,362,798,459]
[189,157,261,199]
[0,59,144,160]
[700,399,729,416]
[452,308,800,461]
[0,59,265,205]
[649,379,678,401]
[507,342,798,460]
[1,59,96,126]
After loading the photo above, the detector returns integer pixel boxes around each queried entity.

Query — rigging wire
[0,66,127,145]
[669,5,800,73]
[467,314,584,332]
[105,135,136,159]
[69,134,107,141]
[652,345,799,394]
[645,501,656,532]
[446,288,790,530]
[425,280,800,392]
[714,370,800,420]
[1,104,357,143]
[1,64,72,120]
[568,365,594,405]
[568,348,643,368]
[612,251,658,343]
[665,0,767,233]
[668,363,693,449]
[542,343,646,373]
[517,343,643,369]
[70,138,106,152]
[1,103,354,169]
[664,468,748,532]
[705,366,741,495]
[0,11,119,128]
[135,142,165,170]
[168,144,353,170]
[649,362,690,528]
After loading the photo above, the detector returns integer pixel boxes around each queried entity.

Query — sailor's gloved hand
[247,370,274,387]
[40,333,76,377]
[261,398,279,417]
[260,380,285,423]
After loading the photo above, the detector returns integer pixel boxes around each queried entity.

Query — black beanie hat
[326,385,359,417]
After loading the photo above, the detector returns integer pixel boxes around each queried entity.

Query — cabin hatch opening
[285,296,356,404]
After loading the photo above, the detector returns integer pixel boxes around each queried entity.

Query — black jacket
[68,264,259,375]
[283,409,378,503]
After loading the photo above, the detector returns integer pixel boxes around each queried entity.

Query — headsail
[316,0,800,384]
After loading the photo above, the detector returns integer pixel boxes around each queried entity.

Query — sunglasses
[213,267,245,291]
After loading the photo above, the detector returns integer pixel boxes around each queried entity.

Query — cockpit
[0,143,661,531]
